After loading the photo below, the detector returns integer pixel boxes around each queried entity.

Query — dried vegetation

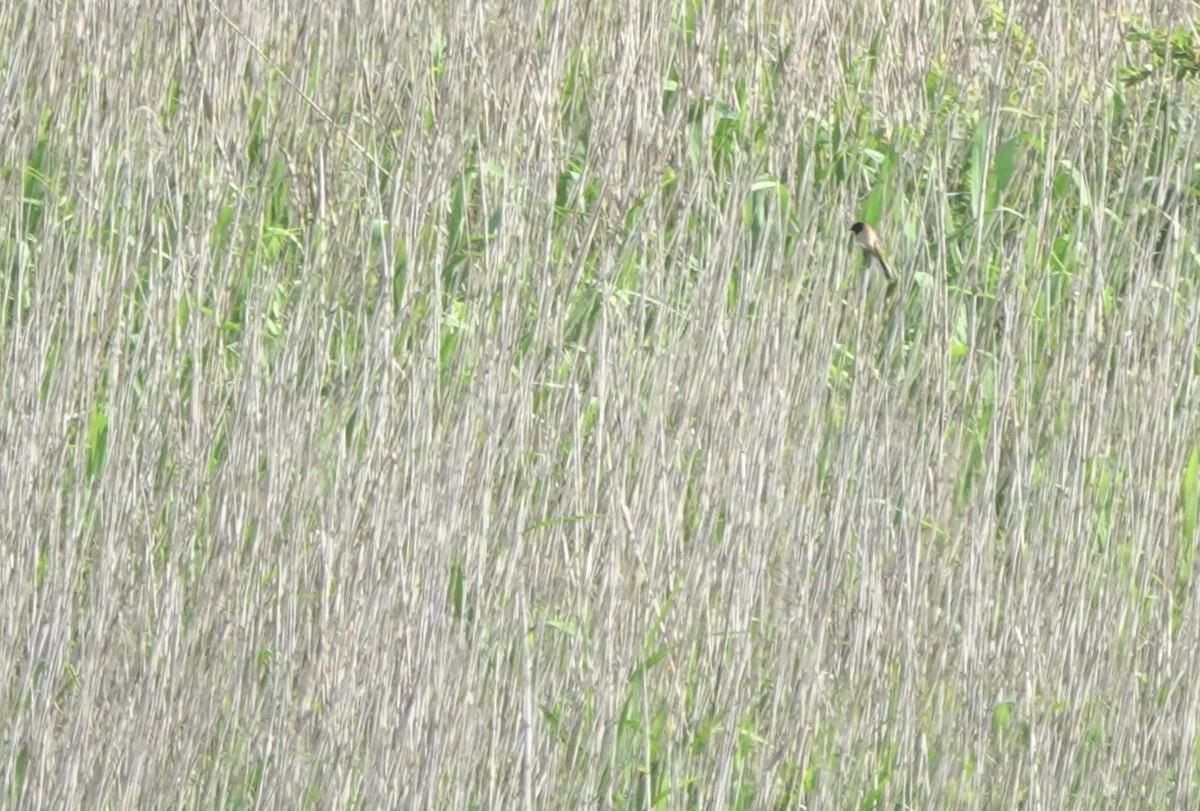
[3,1,1200,808]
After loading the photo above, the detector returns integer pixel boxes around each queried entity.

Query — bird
[849,221,895,282]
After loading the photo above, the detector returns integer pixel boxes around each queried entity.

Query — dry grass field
[3,0,1200,808]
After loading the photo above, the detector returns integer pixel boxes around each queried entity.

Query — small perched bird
[850,221,895,282]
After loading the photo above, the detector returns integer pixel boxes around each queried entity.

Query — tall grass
[2,0,1199,808]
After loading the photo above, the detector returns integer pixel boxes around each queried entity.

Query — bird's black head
[849,222,866,234]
